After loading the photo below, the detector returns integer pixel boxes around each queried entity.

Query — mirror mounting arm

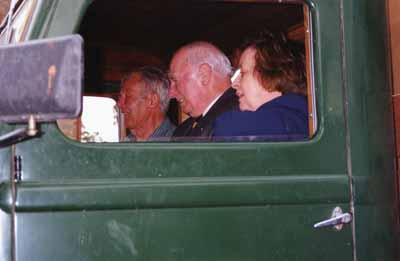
[26,115,38,136]
[0,115,41,149]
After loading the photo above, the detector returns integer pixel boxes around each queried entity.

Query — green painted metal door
[11,122,354,261]
[1,0,357,260]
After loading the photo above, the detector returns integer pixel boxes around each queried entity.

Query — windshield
[0,0,36,44]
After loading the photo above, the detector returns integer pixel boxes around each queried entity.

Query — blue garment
[172,88,238,141]
[125,117,176,142]
[213,93,309,141]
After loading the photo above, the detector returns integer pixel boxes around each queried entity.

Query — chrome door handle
[314,207,352,231]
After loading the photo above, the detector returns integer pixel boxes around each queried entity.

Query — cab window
[57,0,316,143]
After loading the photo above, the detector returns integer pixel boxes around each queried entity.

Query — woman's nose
[232,77,240,90]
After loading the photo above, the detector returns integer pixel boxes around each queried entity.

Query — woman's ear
[198,63,212,86]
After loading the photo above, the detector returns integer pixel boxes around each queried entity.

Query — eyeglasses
[230,68,241,83]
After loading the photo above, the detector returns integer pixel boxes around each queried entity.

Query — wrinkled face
[168,51,204,117]
[117,74,148,130]
[233,47,269,111]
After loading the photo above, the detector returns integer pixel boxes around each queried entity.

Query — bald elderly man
[168,42,238,140]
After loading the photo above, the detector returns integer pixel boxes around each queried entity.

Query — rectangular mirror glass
[0,34,83,123]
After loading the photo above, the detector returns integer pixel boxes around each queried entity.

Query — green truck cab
[0,0,398,260]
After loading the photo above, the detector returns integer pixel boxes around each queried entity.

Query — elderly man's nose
[117,97,125,110]
[168,86,177,99]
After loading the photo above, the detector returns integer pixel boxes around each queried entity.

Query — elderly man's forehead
[171,48,191,67]
[170,57,194,79]
[121,73,144,90]
[124,72,143,83]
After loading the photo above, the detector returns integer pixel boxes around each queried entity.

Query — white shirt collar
[202,92,223,116]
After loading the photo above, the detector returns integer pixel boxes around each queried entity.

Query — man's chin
[188,111,202,118]
[124,121,136,130]
[182,108,194,117]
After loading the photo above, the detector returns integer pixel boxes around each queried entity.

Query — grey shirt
[124,118,176,142]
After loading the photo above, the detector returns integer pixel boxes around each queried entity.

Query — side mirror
[0,35,83,147]
[0,35,83,123]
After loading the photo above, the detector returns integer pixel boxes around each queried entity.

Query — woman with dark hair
[213,31,309,140]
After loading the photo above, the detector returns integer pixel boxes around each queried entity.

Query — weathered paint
[0,0,397,260]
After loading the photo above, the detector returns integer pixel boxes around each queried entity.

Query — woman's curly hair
[241,30,307,96]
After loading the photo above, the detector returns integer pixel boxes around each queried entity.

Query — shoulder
[257,94,307,119]
[259,94,308,124]
[267,93,307,111]
[161,118,177,136]
[213,110,256,137]
[172,117,196,136]
[197,88,239,131]
[207,88,239,117]
[213,94,309,138]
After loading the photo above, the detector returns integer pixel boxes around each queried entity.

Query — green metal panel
[0,0,397,260]
[0,145,12,261]
[341,0,398,260]
[28,0,93,40]
[5,0,355,260]
[0,126,12,183]
[15,205,351,261]
[0,175,349,212]
[0,125,14,261]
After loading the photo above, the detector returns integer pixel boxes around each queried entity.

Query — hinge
[13,155,22,182]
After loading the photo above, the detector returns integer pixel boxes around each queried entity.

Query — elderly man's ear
[198,63,212,86]
[146,92,161,109]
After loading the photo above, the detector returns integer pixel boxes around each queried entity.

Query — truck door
[0,0,356,260]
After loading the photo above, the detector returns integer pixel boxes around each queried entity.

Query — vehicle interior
[55,0,315,142]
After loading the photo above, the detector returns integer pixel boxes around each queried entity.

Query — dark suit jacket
[172,88,239,141]
[213,93,309,141]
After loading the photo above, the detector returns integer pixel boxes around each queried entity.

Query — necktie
[191,116,202,129]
